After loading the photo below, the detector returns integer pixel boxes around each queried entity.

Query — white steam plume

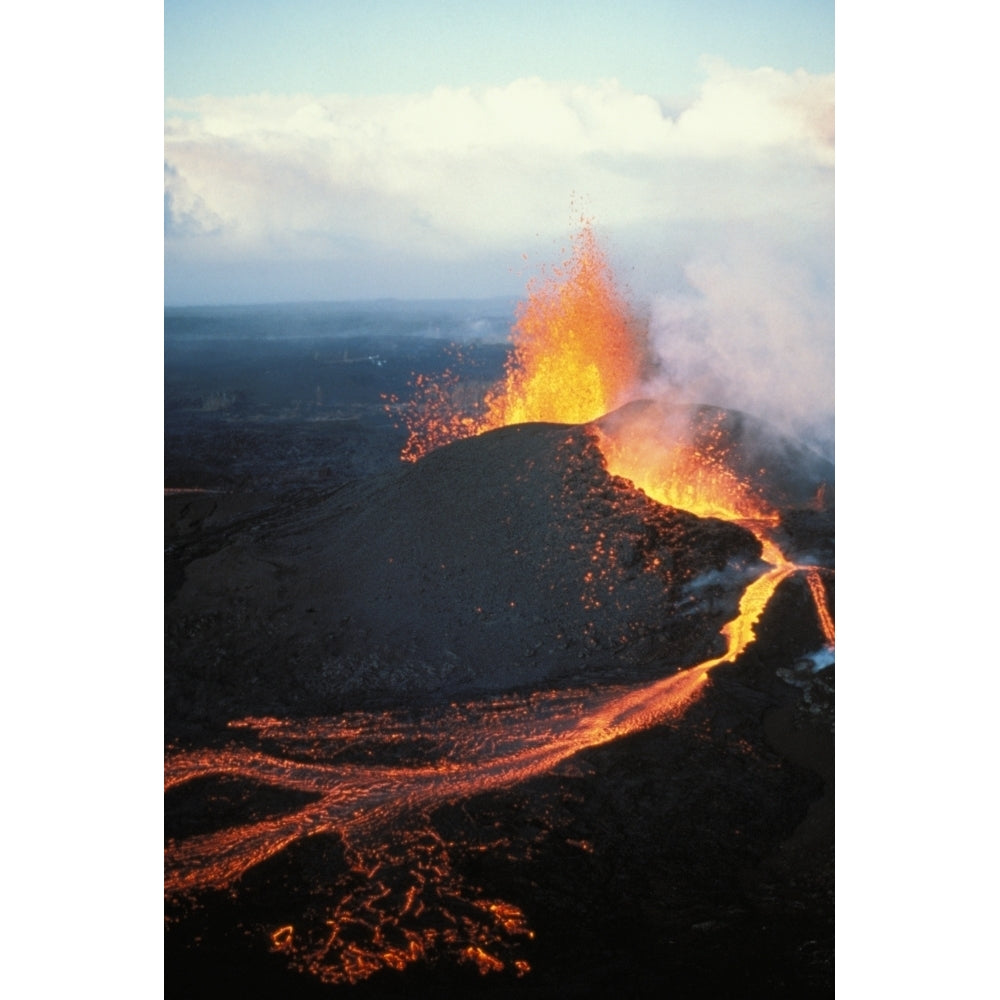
[640,239,833,459]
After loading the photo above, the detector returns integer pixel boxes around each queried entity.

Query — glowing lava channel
[164,531,817,984]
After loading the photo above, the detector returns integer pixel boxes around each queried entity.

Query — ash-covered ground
[165,304,834,998]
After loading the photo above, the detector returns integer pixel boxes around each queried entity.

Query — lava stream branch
[805,567,836,646]
[164,668,705,895]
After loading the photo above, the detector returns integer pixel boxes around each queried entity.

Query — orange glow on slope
[592,410,823,665]
[400,221,645,461]
[594,416,777,526]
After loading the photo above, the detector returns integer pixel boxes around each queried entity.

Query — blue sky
[165,0,833,101]
[165,0,833,311]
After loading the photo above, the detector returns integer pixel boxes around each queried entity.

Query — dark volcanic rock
[166,422,763,729]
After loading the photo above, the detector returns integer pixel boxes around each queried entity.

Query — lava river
[165,511,833,984]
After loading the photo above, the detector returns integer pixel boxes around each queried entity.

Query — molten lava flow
[164,521,819,985]
[593,415,777,524]
[592,408,833,669]
[166,663,715,982]
[399,221,645,461]
[805,568,836,645]
[165,678,708,899]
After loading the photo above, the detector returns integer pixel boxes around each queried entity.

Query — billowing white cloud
[671,59,834,162]
[164,62,833,302]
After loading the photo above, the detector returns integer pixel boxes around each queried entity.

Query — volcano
[166,400,832,725]
[167,415,777,721]
[165,392,834,997]
[166,223,833,997]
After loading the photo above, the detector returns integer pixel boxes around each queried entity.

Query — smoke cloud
[640,238,834,459]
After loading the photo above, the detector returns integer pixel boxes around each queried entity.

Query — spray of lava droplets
[399,221,647,462]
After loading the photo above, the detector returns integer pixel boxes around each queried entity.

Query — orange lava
[399,221,645,461]
[806,568,836,645]
[483,223,644,428]
[165,671,709,984]
[593,414,778,525]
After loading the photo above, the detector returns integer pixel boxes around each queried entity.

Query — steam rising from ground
[394,218,833,478]
[642,245,834,459]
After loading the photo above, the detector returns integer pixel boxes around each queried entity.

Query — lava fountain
[399,221,647,461]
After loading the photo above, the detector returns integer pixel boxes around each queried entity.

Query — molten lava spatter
[398,221,645,461]
[483,223,645,428]
[594,413,777,524]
